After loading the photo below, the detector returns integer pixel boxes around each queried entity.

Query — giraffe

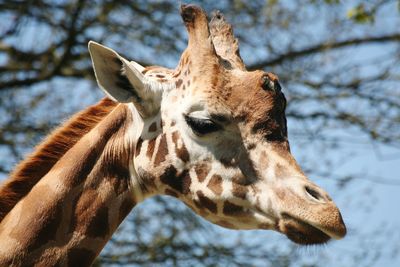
[0,4,346,266]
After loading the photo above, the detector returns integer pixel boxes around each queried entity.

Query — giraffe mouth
[278,213,332,245]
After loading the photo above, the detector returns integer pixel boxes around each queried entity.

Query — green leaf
[347,4,374,24]
[325,0,340,4]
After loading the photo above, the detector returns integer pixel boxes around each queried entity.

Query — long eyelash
[184,115,222,135]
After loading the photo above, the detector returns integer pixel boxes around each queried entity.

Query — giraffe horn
[209,11,246,70]
[180,4,218,61]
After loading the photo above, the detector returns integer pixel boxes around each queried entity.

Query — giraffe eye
[184,115,222,135]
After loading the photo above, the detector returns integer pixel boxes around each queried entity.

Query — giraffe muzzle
[278,213,331,244]
[278,202,347,245]
[273,181,347,244]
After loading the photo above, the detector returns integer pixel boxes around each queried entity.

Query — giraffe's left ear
[88,41,169,117]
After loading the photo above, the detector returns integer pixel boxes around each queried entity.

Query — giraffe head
[88,5,346,245]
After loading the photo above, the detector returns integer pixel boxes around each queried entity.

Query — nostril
[305,186,325,202]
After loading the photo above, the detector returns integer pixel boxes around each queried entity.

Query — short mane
[0,97,118,222]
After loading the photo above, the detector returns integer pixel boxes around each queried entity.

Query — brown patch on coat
[146,138,156,159]
[172,131,190,163]
[0,98,117,222]
[148,122,157,132]
[67,248,97,267]
[207,174,223,195]
[154,134,168,165]
[232,174,250,185]
[196,191,217,213]
[86,205,109,238]
[159,166,191,194]
[70,189,109,238]
[119,198,135,222]
[175,79,183,88]
[223,201,246,216]
[11,184,64,251]
[194,163,211,182]
[232,183,248,199]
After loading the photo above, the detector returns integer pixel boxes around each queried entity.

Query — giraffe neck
[0,104,144,266]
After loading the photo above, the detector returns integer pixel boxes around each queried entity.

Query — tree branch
[249,33,400,69]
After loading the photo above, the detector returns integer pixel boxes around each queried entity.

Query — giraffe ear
[88,41,167,117]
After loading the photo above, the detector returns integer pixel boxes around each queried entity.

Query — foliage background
[0,0,399,266]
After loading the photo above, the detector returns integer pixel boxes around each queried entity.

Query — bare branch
[249,33,400,69]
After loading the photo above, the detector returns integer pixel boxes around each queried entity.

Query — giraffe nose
[304,184,331,203]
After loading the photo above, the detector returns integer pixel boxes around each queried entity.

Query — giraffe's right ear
[88,41,168,117]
